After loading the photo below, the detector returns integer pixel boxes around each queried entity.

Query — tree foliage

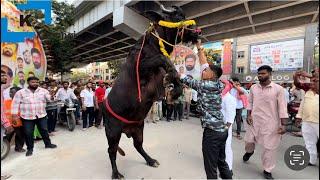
[70,72,90,82]
[107,59,125,78]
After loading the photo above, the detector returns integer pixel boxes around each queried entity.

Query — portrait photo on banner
[1,0,47,100]
[171,45,201,80]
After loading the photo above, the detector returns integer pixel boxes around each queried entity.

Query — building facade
[71,62,115,82]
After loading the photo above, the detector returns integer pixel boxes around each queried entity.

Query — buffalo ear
[145,11,164,23]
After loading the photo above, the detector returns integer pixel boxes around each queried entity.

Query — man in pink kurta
[243,65,288,179]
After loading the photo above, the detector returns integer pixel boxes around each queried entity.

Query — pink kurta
[245,82,288,150]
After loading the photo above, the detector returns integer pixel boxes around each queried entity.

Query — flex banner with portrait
[1,0,47,99]
[171,45,201,80]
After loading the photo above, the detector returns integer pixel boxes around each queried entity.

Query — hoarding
[1,0,47,99]
[250,39,304,72]
[203,40,233,75]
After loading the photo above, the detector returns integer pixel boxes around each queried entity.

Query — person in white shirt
[191,88,198,102]
[183,84,192,119]
[54,81,78,130]
[55,81,77,102]
[80,81,95,130]
[229,77,248,139]
[104,82,113,99]
[280,83,290,104]
[221,91,237,175]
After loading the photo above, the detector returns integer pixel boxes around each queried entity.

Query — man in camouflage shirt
[179,41,232,179]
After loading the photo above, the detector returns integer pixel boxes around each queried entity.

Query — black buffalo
[104,5,200,179]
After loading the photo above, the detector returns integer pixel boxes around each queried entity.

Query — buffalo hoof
[112,172,124,180]
[147,159,160,167]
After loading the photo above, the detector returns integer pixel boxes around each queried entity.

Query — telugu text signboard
[250,39,304,72]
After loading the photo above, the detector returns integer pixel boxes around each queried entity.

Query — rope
[105,98,142,124]
[180,27,185,44]
[150,32,175,47]
[136,34,146,103]
[150,31,175,59]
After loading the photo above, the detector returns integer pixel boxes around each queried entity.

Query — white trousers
[302,122,319,164]
[225,125,233,170]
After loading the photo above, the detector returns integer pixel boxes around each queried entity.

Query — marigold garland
[159,39,170,58]
[158,20,196,28]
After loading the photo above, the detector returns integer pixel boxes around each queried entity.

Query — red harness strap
[105,98,141,124]
[136,34,146,102]
[105,35,147,125]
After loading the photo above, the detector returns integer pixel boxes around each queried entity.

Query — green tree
[70,72,90,82]
[107,59,125,78]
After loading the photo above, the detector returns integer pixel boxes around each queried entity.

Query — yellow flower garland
[159,39,170,58]
[155,20,197,58]
[158,20,196,28]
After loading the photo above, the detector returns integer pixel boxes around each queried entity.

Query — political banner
[1,0,47,99]
[171,45,201,80]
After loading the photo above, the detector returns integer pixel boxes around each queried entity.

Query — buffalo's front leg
[132,129,160,167]
[106,130,124,179]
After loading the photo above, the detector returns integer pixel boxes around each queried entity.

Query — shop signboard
[241,72,294,83]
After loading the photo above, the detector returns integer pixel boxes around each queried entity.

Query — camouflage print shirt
[181,75,226,132]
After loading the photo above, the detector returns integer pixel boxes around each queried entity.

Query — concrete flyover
[67,0,319,68]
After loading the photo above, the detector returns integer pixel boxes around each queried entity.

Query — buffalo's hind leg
[132,128,160,167]
[106,128,124,179]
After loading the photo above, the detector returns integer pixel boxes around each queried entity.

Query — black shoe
[45,144,57,149]
[263,170,274,179]
[243,151,254,162]
[15,148,26,153]
[308,163,316,166]
[26,150,33,156]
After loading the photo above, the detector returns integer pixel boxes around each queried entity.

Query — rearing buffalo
[104,5,200,179]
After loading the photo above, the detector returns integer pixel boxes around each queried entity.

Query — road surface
[1,117,319,179]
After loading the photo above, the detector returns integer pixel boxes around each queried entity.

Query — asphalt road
[1,117,319,179]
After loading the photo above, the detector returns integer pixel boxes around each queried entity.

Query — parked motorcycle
[287,101,301,132]
[57,99,77,131]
